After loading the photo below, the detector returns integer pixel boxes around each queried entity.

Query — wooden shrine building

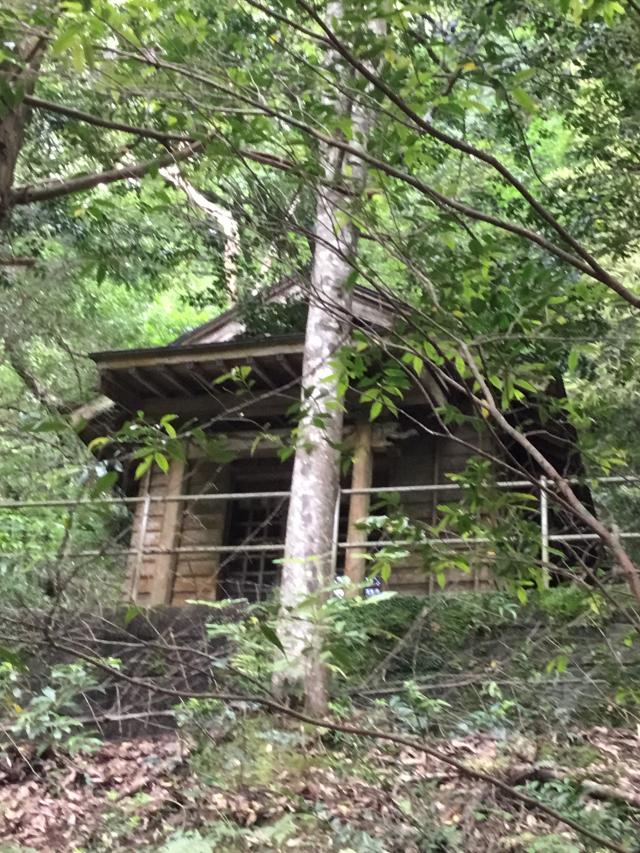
[86,281,588,606]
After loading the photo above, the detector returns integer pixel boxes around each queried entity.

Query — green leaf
[258,622,285,654]
[546,653,569,675]
[87,435,111,451]
[163,421,177,438]
[90,470,118,496]
[71,39,86,72]
[369,399,383,421]
[154,452,169,473]
[124,605,142,627]
[135,456,153,480]
[511,87,537,113]
[33,417,69,433]
[52,23,83,56]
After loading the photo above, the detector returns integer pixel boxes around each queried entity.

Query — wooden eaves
[89,334,307,425]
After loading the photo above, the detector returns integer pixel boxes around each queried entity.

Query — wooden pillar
[148,458,185,606]
[125,469,151,601]
[344,422,374,588]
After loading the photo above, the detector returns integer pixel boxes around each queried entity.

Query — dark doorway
[217,458,291,602]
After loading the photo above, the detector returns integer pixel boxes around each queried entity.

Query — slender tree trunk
[276,6,381,714]
[0,111,24,227]
[160,165,240,297]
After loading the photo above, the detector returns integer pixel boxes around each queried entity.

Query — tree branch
[293,0,636,306]
[103,45,640,304]
[23,94,197,144]
[2,337,66,412]
[243,0,332,46]
[10,141,203,205]
[0,256,36,267]
[455,340,640,604]
[160,164,240,296]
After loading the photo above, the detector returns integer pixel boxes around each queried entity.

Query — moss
[189,716,325,790]
[335,591,519,680]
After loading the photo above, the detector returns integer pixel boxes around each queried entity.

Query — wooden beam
[275,353,298,379]
[141,388,299,420]
[126,469,151,600]
[101,375,141,414]
[129,368,166,398]
[94,339,305,370]
[184,424,404,458]
[156,366,192,397]
[248,357,277,389]
[173,364,205,394]
[189,363,216,392]
[344,422,374,590]
[148,458,186,606]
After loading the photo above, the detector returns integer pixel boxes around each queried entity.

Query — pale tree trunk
[276,6,382,714]
[160,165,240,297]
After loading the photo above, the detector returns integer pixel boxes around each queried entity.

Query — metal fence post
[330,487,341,578]
[539,475,550,583]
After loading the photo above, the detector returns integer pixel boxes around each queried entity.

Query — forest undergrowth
[1,590,639,852]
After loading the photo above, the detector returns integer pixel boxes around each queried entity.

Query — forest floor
[1,715,639,852]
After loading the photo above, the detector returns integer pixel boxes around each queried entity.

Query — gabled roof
[172,279,397,346]
[172,276,301,346]
[79,280,403,439]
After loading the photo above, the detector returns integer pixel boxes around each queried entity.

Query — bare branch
[11,142,203,205]
[0,256,36,267]
[23,94,197,144]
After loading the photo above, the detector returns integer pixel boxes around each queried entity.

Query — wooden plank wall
[125,457,229,606]
[385,425,493,594]
[124,464,183,605]
[171,459,229,606]
[124,425,497,606]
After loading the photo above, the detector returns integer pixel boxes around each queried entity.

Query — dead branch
[508,764,640,810]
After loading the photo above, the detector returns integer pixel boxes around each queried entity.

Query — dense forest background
[2,0,640,850]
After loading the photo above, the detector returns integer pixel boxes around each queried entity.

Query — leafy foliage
[2,1,640,847]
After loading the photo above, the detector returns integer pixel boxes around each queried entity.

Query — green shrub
[0,661,102,755]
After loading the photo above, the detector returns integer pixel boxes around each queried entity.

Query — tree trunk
[160,165,240,297]
[0,35,48,228]
[0,111,24,227]
[276,6,381,714]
